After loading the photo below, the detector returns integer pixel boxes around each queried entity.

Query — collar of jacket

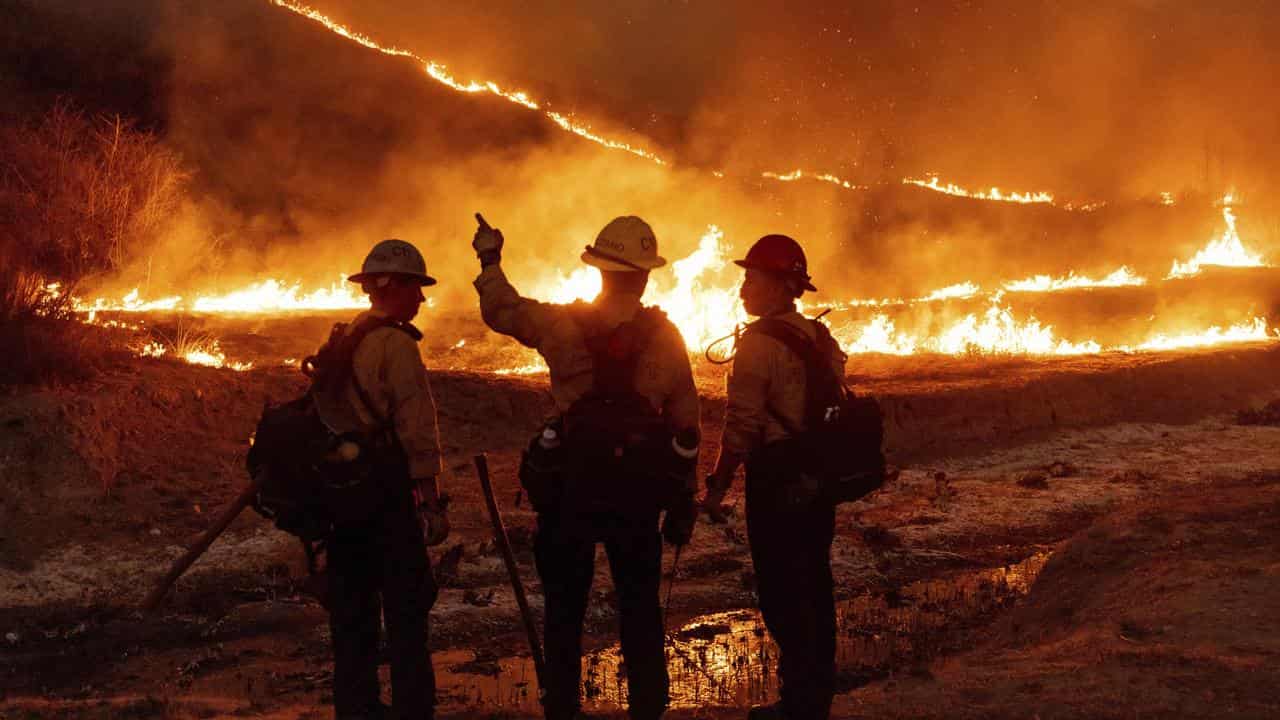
[354,309,423,341]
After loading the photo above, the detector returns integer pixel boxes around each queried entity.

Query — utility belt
[748,433,884,510]
[747,437,825,510]
[518,418,693,517]
[318,428,410,529]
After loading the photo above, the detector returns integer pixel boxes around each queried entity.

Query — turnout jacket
[313,309,445,480]
[717,310,847,472]
[473,263,701,441]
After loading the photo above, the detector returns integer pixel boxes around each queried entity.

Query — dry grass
[0,101,189,384]
[0,316,124,386]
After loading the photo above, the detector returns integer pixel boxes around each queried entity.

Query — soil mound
[840,473,1280,719]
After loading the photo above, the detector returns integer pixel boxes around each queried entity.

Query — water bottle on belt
[520,419,565,513]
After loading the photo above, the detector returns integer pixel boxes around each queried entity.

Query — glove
[473,212,504,266]
[662,491,696,547]
[421,507,450,547]
[700,472,734,524]
[414,476,451,546]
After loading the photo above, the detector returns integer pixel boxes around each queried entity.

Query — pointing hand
[473,212,504,264]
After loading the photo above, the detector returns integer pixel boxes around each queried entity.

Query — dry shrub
[0,101,188,384]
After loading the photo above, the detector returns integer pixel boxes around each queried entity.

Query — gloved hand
[662,491,697,546]
[414,476,451,546]
[701,473,733,524]
[421,507,450,547]
[473,212,504,266]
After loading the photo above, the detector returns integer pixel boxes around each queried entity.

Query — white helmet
[581,216,667,272]
[348,239,437,286]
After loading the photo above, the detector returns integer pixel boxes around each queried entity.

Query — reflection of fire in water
[1168,193,1267,278]
[435,552,1051,712]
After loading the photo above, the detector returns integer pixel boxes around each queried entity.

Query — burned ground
[3,346,1280,718]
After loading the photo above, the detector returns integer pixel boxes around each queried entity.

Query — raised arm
[471,212,557,348]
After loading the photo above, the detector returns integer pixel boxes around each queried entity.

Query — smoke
[293,0,1280,198]
[13,0,1280,314]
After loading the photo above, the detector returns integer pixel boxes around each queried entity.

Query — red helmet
[733,234,817,292]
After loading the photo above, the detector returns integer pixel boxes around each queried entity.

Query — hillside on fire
[3,1,1280,719]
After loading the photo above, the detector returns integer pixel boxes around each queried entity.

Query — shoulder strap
[744,317,844,435]
[309,316,421,429]
[572,304,666,396]
[350,316,422,428]
[745,318,823,367]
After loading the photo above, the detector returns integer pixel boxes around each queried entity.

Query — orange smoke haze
[13,0,1280,359]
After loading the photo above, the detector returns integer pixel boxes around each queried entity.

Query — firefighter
[702,234,846,720]
[313,239,449,720]
[471,214,700,720]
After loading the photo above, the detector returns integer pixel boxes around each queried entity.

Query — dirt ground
[3,347,1280,718]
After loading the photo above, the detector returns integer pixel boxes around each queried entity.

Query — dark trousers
[534,511,669,720]
[746,465,837,720]
[327,496,438,719]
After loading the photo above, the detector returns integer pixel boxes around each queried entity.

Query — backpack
[746,317,886,505]
[555,304,678,515]
[246,316,419,541]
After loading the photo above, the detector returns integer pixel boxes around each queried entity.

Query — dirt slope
[838,473,1280,719]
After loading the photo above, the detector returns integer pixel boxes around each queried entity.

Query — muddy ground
[3,344,1280,718]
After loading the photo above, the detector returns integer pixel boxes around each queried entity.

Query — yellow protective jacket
[718,311,847,470]
[313,310,445,480]
[473,263,701,442]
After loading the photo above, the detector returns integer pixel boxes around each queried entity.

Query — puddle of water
[436,552,1051,713]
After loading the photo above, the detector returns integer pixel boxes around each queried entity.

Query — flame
[1167,194,1266,278]
[190,279,369,313]
[494,359,550,376]
[37,0,1280,368]
[819,281,982,311]
[1004,266,1147,293]
[761,170,868,191]
[903,174,1055,204]
[831,303,1100,356]
[1133,318,1273,351]
[531,225,746,352]
[834,267,1146,312]
[920,282,983,302]
[652,225,747,350]
[134,338,253,371]
[272,0,1140,210]
[837,315,919,355]
[424,61,539,110]
[832,306,1274,357]
[934,305,1101,355]
[77,278,371,314]
[270,0,665,165]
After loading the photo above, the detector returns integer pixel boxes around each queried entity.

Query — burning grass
[134,318,254,372]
